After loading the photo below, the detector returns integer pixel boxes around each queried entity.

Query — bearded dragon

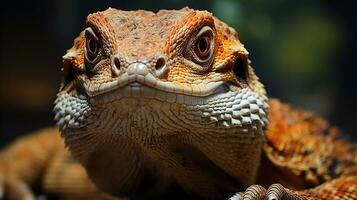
[0,8,356,200]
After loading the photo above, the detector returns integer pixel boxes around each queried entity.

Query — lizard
[0,7,356,200]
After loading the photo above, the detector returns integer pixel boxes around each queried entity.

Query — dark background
[1,0,356,147]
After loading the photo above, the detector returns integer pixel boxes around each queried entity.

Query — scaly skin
[0,8,356,200]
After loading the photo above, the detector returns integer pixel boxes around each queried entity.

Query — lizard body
[0,8,356,200]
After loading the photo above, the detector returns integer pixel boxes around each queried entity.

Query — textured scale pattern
[0,101,356,199]
[0,7,356,200]
[54,93,92,130]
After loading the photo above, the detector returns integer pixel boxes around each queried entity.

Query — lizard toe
[229,185,266,200]
[229,183,309,200]
[266,184,285,200]
[243,185,266,200]
[266,183,308,200]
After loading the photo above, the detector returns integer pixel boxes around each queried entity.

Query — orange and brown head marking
[60,7,264,96]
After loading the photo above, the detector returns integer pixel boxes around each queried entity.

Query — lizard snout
[127,62,150,76]
[111,54,169,78]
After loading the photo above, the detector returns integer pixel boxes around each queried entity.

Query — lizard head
[54,7,268,197]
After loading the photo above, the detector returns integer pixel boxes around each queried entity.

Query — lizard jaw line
[81,73,225,98]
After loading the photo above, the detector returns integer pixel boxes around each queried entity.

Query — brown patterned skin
[0,8,356,200]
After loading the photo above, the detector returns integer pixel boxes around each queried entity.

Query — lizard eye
[84,28,100,64]
[185,26,215,70]
[194,34,211,58]
[86,36,98,60]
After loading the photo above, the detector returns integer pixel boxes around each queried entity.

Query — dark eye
[194,35,211,58]
[86,35,98,61]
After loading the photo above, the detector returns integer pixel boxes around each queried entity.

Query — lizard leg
[245,100,357,200]
[0,172,3,198]
[0,127,62,199]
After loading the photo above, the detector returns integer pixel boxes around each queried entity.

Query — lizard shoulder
[259,99,357,189]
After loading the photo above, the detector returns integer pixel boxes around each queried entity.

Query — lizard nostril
[113,57,121,70]
[112,56,121,76]
[233,57,248,82]
[155,57,166,71]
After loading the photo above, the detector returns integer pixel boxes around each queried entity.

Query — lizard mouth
[91,81,231,105]
[80,62,225,99]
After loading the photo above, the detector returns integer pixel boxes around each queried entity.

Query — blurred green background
[1,0,356,146]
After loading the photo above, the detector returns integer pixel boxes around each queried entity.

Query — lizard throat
[54,83,269,197]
